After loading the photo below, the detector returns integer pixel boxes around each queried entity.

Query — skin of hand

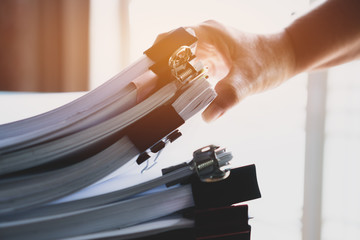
[188,21,296,122]
[191,0,360,122]
[155,0,360,123]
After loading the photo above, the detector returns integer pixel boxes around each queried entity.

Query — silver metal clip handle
[168,46,208,85]
[191,145,232,182]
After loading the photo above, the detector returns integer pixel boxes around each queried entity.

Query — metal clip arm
[169,46,207,85]
[191,145,232,182]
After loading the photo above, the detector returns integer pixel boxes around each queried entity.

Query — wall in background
[0,0,89,92]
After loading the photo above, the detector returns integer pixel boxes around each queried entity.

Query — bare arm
[187,0,360,122]
[286,0,360,73]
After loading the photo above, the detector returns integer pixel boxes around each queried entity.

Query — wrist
[257,30,297,90]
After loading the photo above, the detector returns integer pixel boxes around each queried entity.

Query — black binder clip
[134,44,208,167]
[133,28,210,168]
[168,46,208,86]
[136,129,182,167]
[144,27,208,88]
[191,164,262,209]
[190,145,231,183]
[162,145,232,186]
[144,27,198,85]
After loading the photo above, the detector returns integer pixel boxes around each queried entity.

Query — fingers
[202,68,250,122]
[153,23,250,123]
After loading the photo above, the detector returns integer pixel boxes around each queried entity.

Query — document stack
[0,28,261,240]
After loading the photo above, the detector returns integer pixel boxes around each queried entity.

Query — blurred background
[0,0,89,91]
[0,0,359,240]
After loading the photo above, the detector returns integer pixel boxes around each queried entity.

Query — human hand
[188,20,296,122]
[154,20,296,122]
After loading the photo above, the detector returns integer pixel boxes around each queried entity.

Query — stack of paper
[0,28,261,240]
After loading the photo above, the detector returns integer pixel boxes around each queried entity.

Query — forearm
[186,0,360,122]
[285,0,360,74]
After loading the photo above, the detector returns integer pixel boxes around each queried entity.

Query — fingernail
[202,104,224,123]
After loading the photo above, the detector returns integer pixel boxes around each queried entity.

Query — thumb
[202,68,250,122]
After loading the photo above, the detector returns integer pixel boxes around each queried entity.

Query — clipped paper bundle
[0,28,261,240]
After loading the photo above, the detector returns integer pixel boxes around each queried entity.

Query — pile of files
[0,28,261,240]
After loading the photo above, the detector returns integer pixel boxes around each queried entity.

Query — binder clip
[131,28,210,170]
[190,145,231,183]
[162,145,232,186]
[137,129,183,173]
[144,27,201,86]
[133,44,208,167]
[191,164,261,209]
[168,46,208,86]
